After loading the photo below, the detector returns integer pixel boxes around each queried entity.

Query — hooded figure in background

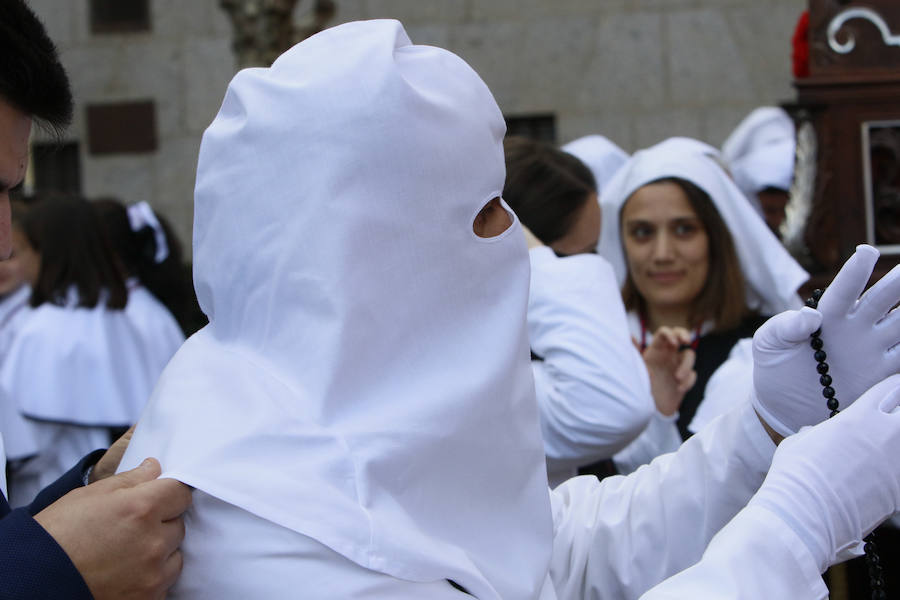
[562,135,629,196]
[120,19,900,600]
[721,107,796,235]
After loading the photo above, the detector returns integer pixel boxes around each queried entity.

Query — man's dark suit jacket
[0,450,103,599]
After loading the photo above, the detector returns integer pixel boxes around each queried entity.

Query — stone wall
[28,0,806,248]
[28,0,234,248]
[331,0,806,149]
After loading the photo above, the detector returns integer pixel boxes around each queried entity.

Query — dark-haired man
[0,1,192,598]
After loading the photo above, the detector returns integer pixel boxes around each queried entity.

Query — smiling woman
[620,177,747,337]
[598,138,809,465]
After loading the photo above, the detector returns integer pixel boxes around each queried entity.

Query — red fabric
[792,10,810,79]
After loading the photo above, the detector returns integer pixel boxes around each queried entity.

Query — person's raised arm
[640,375,900,600]
[528,242,653,481]
[752,244,900,439]
[547,245,900,599]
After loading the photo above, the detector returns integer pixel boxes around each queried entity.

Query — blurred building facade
[28,0,805,248]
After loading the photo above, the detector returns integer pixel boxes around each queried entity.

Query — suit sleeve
[0,451,103,599]
[638,504,827,599]
[0,508,94,599]
[26,449,105,515]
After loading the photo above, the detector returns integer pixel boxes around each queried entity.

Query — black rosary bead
[805,297,818,308]
[810,337,824,350]
[830,409,840,417]
[812,288,824,301]
[814,349,827,362]
[811,328,822,338]
[816,362,829,375]
[819,374,832,387]
[822,386,835,399]
[827,398,839,411]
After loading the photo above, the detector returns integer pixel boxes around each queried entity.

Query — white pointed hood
[722,107,796,200]
[562,135,629,194]
[598,137,808,316]
[120,19,552,599]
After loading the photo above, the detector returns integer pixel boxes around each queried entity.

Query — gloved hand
[748,375,900,573]
[752,244,900,436]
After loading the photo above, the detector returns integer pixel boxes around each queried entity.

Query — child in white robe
[0,197,175,505]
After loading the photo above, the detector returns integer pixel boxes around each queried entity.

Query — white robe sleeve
[528,247,653,484]
[548,401,781,600]
[612,410,683,475]
[638,504,827,599]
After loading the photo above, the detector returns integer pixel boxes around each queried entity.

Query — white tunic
[164,403,826,599]
[0,285,30,362]
[122,282,185,379]
[0,287,183,506]
[528,247,653,487]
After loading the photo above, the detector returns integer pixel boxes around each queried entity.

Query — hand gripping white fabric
[752,244,900,436]
[748,375,900,572]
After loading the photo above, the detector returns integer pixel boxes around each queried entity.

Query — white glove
[748,375,900,572]
[752,244,900,436]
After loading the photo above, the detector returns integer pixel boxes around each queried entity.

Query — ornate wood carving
[794,0,900,281]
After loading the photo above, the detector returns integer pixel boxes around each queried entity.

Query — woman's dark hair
[502,136,596,245]
[0,0,73,134]
[93,198,206,335]
[621,177,748,332]
[22,196,127,309]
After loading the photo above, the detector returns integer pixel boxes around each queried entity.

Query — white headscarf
[562,135,629,194]
[598,137,808,316]
[120,20,552,599]
[721,107,796,203]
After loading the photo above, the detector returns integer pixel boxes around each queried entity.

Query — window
[504,114,556,143]
[90,0,151,34]
[86,101,158,155]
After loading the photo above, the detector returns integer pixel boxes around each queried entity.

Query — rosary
[807,288,886,600]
